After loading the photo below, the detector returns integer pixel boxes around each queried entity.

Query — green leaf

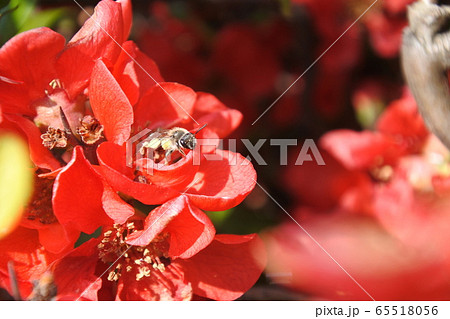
[9,0,36,28]
[0,0,18,44]
[18,7,67,32]
[206,209,233,227]
[356,101,385,129]
[75,227,102,248]
[0,0,17,18]
[0,134,33,239]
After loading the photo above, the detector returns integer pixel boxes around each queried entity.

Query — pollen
[134,175,149,184]
[97,223,171,282]
[76,115,104,145]
[41,126,68,150]
[136,266,151,281]
[25,177,58,225]
[370,165,394,182]
[44,79,64,95]
[49,79,63,90]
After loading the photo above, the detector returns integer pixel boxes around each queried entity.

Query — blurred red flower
[363,0,414,58]
[264,212,450,300]
[276,90,450,300]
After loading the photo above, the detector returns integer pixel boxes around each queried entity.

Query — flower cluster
[266,91,450,300]
[0,0,265,301]
[261,0,450,301]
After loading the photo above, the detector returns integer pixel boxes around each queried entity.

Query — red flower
[50,196,266,301]
[264,212,450,300]
[96,80,254,211]
[0,227,60,299]
[97,142,255,211]
[363,0,414,58]
[283,150,372,214]
[275,89,450,300]
[0,0,136,253]
[320,93,428,172]
[0,0,264,301]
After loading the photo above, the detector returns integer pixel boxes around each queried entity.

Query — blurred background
[3,0,450,300]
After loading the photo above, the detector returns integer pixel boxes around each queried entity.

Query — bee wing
[140,131,166,153]
[160,137,175,151]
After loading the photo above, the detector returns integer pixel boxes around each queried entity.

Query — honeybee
[139,124,207,163]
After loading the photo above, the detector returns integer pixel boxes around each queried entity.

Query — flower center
[76,115,104,145]
[25,177,57,225]
[370,165,394,182]
[37,80,105,164]
[40,127,68,150]
[98,223,171,282]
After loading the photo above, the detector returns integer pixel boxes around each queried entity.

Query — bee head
[179,133,196,150]
[174,124,206,151]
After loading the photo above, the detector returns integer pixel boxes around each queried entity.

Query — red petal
[376,95,428,152]
[117,0,132,40]
[53,146,111,233]
[97,142,178,204]
[133,82,196,130]
[37,223,79,255]
[283,149,372,212]
[320,129,399,170]
[0,78,30,115]
[90,59,133,145]
[192,92,243,138]
[178,234,266,300]
[195,127,221,154]
[0,227,59,283]
[0,27,65,111]
[135,149,199,191]
[2,114,61,171]
[127,195,215,259]
[52,239,101,301]
[56,0,124,99]
[186,149,256,211]
[432,175,450,196]
[113,41,163,105]
[116,264,192,300]
[265,215,450,300]
[101,181,134,224]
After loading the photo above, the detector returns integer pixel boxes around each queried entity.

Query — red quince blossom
[0,0,264,301]
[275,89,450,300]
[97,66,255,211]
[283,150,373,214]
[97,92,256,211]
[320,91,428,172]
[0,0,135,255]
[363,0,414,58]
[0,227,60,299]
[264,212,450,300]
[286,91,432,219]
[49,195,266,301]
